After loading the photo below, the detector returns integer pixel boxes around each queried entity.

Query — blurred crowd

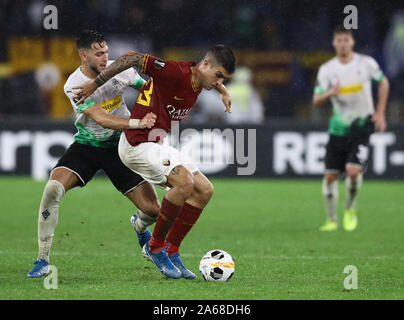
[0,0,404,123]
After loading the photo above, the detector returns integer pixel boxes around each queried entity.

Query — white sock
[38,180,65,262]
[345,173,363,210]
[322,178,338,222]
[134,210,157,233]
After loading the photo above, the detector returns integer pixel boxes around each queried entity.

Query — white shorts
[118,133,199,186]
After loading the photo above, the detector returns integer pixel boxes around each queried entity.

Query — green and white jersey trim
[64,61,146,148]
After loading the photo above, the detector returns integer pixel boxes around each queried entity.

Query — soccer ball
[199,249,235,282]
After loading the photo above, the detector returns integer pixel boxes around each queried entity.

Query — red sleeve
[141,55,185,85]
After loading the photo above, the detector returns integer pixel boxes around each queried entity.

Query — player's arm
[83,104,156,130]
[372,76,389,132]
[214,84,232,113]
[73,51,146,104]
[312,81,340,106]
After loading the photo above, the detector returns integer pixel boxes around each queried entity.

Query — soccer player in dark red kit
[74,45,236,279]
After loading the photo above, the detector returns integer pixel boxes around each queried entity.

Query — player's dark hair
[76,30,106,50]
[333,25,354,38]
[206,45,236,75]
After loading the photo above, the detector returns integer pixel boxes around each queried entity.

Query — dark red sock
[166,202,203,256]
[149,197,181,253]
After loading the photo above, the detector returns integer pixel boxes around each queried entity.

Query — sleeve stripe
[141,54,150,74]
[374,72,384,83]
[130,78,146,90]
[314,86,326,94]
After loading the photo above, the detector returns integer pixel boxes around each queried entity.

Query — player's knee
[197,180,214,202]
[325,173,338,184]
[42,180,65,205]
[346,166,361,179]
[39,180,65,221]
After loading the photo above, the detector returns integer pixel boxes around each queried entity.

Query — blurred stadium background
[0,0,404,180]
[0,0,403,300]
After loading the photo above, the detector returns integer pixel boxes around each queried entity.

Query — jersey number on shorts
[136,78,153,107]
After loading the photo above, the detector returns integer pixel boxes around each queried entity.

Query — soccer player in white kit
[313,26,389,231]
[27,30,158,278]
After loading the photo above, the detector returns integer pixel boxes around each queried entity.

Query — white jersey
[314,53,384,136]
[64,61,145,148]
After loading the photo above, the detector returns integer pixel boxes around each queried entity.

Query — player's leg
[148,165,195,253]
[125,183,159,248]
[117,137,183,278]
[38,169,78,259]
[28,142,98,278]
[319,135,345,231]
[320,172,339,231]
[345,164,362,210]
[343,139,369,231]
[343,164,362,231]
[166,171,213,255]
[27,168,78,278]
[125,182,160,234]
[101,146,160,248]
[164,171,213,279]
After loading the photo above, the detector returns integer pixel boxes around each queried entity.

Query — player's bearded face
[333,34,354,57]
[86,42,109,74]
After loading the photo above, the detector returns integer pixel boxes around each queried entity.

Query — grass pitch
[0,177,402,300]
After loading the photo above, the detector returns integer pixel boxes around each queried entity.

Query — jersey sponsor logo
[339,83,363,95]
[166,104,191,120]
[153,59,165,69]
[174,96,184,100]
[100,95,122,112]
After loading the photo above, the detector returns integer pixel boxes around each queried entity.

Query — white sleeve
[120,68,146,89]
[314,65,330,94]
[365,56,384,82]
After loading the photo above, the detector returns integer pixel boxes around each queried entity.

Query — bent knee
[199,180,214,200]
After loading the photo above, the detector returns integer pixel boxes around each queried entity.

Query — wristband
[129,119,140,129]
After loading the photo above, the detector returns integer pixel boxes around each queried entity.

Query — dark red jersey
[124,54,202,146]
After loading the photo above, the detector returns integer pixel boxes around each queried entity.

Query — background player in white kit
[313,26,390,232]
[27,30,158,278]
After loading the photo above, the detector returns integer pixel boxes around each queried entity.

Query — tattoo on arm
[95,51,145,86]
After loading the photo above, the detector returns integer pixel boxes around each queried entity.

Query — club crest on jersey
[162,158,170,166]
[154,59,165,69]
[166,104,190,120]
[112,79,119,88]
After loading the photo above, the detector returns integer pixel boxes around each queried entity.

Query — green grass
[0,177,403,300]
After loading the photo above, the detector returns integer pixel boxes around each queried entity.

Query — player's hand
[139,112,157,129]
[221,93,232,114]
[328,81,340,96]
[371,111,387,132]
[73,79,99,105]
